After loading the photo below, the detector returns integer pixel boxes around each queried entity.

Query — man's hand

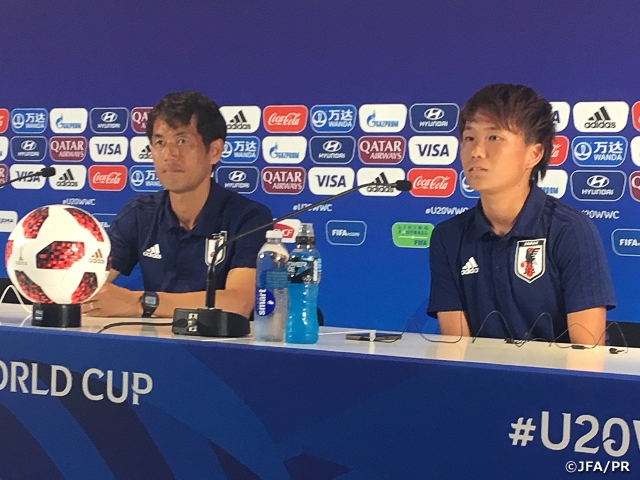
[82,283,142,317]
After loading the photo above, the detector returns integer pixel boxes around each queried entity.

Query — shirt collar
[159,178,228,237]
[469,184,547,240]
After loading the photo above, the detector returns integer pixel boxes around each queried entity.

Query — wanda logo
[88,165,127,191]
[407,168,457,197]
[263,105,308,133]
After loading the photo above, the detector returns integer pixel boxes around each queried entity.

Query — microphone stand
[172,180,411,337]
[0,167,57,188]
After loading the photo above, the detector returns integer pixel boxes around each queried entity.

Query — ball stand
[32,304,81,328]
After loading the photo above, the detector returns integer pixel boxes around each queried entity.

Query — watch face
[144,293,159,307]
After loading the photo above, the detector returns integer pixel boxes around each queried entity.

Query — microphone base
[32,303,81,328]
[172,308,250,337]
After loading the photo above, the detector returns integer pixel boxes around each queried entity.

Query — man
[83,91,271,318]
[428,84,615,345]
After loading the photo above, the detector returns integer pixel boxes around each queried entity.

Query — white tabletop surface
[1,303,638,377]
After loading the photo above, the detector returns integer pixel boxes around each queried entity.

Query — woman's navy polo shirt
[108,179,272,293]
[427,184,616,342]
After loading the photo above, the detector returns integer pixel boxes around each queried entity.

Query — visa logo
[418,144,451,156]
[96,143,122,155]
[316,175,346,187]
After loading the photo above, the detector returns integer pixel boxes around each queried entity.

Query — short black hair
[146,91,227,150]
[459,83,555,182]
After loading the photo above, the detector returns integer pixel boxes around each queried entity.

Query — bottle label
[255,287,276,316]
[287,258,321,284]
[266,268,288,289]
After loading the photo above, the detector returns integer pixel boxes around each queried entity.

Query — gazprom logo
[309,136,355,164]
[310,105,356,133]
[358,104,407,133]
[410,103,459,133]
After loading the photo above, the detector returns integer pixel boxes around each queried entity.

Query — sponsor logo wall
[1,100,639,263]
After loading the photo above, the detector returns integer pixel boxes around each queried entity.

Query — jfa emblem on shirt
[205,231,227,266]
[515,238,546,283]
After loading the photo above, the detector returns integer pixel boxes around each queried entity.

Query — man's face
[460,114,542,196]
[149,116,222,194]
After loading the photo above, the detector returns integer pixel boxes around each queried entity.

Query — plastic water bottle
[254,230,289,342]
[286,223,321,344]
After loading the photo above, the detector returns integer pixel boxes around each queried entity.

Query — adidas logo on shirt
[142,244,162,260]
[227,111,251,130]
[89,248,105,264]
[461,256,479,275]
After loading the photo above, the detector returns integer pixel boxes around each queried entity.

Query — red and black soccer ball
[4,205,111,304]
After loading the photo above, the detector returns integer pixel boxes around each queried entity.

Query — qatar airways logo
[88,165,127,191]
[263,105,308,133]
[407,168,456,197]
[49,136,87,161]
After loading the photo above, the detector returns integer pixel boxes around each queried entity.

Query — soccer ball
[4,205,111,304]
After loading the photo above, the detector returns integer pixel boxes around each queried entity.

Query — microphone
[0,166,56,188]
[172,179,412,337]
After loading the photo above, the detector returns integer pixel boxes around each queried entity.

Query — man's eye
[488,135,499,141]
[463,136,474,142]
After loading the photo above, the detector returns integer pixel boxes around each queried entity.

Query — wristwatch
[140,291,159,318]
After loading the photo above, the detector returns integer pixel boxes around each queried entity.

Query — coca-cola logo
[550,135,569,166]
[261,167,305,194]
[49,136,87,161]
[263,106,308,133]
[0,109,8,134]
[89,165,127,191]
[407,168,457,197]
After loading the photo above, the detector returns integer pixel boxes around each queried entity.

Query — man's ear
[207,138,225,167]
[525,143,544,169]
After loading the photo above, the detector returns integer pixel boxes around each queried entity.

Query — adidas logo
[227,111,251,130]
[366,172,394,193]
[89,249,105,264]
[584,106,616,129]
[461,256,479,275]
[142,244,162,260]
[138,144,151,160]
[56,169,78,187]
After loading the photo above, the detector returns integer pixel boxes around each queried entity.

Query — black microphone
[172,179,412,337]
[0,166,56,188]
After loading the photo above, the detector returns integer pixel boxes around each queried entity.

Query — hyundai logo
[12,113,25,128]
[573,142,592,161]
[228,170,247,182]
[130,170,144,187]
[101,111,118,123]
[322,140,342,152]
[312,110,327,128]
[424,108,445,120]
[21,140,37,151]
[587,175,610,188]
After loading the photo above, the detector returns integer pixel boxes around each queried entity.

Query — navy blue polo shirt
[427,184,616,342]
[108,179,272,293]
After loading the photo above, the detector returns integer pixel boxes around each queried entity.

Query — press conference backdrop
[1,1,640,330]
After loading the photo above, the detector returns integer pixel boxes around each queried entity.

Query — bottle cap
[266,230,283,240]
[295,223,316,245]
